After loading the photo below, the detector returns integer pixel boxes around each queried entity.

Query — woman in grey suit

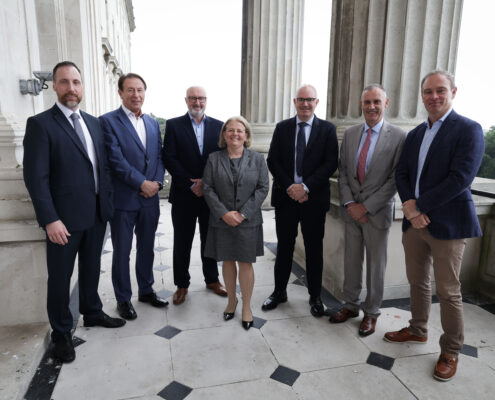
[203,116,269,330]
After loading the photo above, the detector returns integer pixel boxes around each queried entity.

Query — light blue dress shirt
[189,113,206,154]
[354,119,384,174]
[414,108,453,198]
[294,115,314,191]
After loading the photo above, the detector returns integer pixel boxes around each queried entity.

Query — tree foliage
[478,126,495,179]
[150,113,166,139]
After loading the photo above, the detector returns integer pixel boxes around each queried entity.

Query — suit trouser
[171,197,219,288]
[110,204,159,302]
[403,227,466,356]
[343,219,389,317]
[46,215,105,342]
[274,201,326,297]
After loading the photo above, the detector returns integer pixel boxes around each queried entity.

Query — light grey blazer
[338,120,406,229]
[203,148,269,228]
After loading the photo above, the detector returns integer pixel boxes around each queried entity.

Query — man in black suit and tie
[23,61,125,363]
[263,84,339,316]
[163,86,227,305]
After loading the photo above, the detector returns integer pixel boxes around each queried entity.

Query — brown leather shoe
[358,316,377,337]
[433,353,458,381]
[329,308,359,323]
[206,282,228,297]
[383,327,427,343]
[173,288,188,305]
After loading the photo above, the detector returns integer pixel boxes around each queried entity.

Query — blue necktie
[296,122,307,176]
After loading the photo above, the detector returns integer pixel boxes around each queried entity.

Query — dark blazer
[23,104,113,231]
[267,116,339,210]
[99,107,164,211]
[203,148,269,228]
[395,110,485,239]
[163,113,223,203]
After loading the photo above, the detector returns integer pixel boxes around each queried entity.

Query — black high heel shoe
[223,299,238,321]
[242,320,253,330]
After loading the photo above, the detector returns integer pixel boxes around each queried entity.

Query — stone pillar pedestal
[327,0,463,139]
[241,0,304,152]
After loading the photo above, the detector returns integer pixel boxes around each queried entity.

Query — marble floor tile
[262,316,370,372]
[187,378,299,400]
[170,325,278,388]
[392,353,495,399]
[252,284,313,321]
[294,364,416,400]
[52,335,173,400]
[478,346,495,371]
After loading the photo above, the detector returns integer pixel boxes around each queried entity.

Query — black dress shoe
[117,301,137,320]
[138,292,169,308]
[309,296,325,317]
[261,290,287,311]
[83,312,126,328]
[242,320,253,330]
[224,298,238,321]
[52,334,75,363]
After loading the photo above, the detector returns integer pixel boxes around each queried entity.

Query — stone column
[241,0,304,152]
[327,0,463,138]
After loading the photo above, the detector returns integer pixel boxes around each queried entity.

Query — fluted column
[327,0,463,138]
[241,0,304,152]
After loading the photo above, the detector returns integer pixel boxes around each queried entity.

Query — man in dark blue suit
[23,61,125,363]
[263,84,339,316]
[100,73,168,321]
[384,70,485,381]
[163,86,227,305]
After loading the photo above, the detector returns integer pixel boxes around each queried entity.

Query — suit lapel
[348,123,364,177]
[236,148,252,183]
[80,111,101,165]
[182,113,202,157]
[305,116,319,152]
[143,114,155,157]
[51,105,90,161]
[366,122,390,176]
[117,107,146,153]
[422,111,457,174]
[219,149,234,184]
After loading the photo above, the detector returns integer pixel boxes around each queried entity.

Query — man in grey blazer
[330,84,406,336]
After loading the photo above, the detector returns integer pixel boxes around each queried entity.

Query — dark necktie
[70,113,88,153]
[296,122,307,176]
[357,128,372,184]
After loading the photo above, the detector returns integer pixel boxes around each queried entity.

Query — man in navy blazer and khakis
[163,87,227,305]
[23,61,125,363]
[100,73,168,321]
[384,70,485,382]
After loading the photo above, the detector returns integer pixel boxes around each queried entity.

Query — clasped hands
[402,199,430,229]
[287,184,308,203]
[346,202,368,223]
[190,178,203,197]
[222,211,245,227]
[140,180,160,198]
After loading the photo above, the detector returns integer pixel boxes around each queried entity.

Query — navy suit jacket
[267,116,339,211]
[99,107,164,211]
[23,104,114,231]
[163,113,223,204]
[395,110,485,239]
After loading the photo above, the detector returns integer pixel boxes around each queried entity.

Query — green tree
[150,113,166,139]
[478,126,495,179]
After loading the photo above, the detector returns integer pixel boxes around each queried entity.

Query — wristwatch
[156,181,163,191]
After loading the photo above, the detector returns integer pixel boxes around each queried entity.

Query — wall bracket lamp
[19,71,53,96]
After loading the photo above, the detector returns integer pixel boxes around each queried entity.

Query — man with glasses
[163,86,227,305]
[263,84,338,316]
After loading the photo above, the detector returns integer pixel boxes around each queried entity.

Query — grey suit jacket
[338,120,406,229]
[203,148,269,228]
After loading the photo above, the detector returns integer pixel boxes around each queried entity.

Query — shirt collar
[296,115,315,127]
[122,104,143,119]
[425,107,453,128]
[56,101,80,119]
[188,112,207,125]
[364,118,384,134]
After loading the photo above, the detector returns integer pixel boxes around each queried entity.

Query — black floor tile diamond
[461,343,478,358]
[154,246,167,252]
[72,335,85,348]
[270,365,300,386]
[155,325,181,340]
[252,316,267,329]
[158,381,192,400]
[291,278,304,286]
[366,352,395,370]
[154,264,170,272]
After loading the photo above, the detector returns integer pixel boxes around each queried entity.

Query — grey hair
[361,84,387,98]
[421,70,456,90]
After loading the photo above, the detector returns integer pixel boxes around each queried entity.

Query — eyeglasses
[225,128,245,134]
[296,97,316,103]
[187,96,207,102]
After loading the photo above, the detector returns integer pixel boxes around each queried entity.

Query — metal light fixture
[19,71,53,96]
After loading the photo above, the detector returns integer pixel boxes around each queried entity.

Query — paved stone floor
[15,201,495,399]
